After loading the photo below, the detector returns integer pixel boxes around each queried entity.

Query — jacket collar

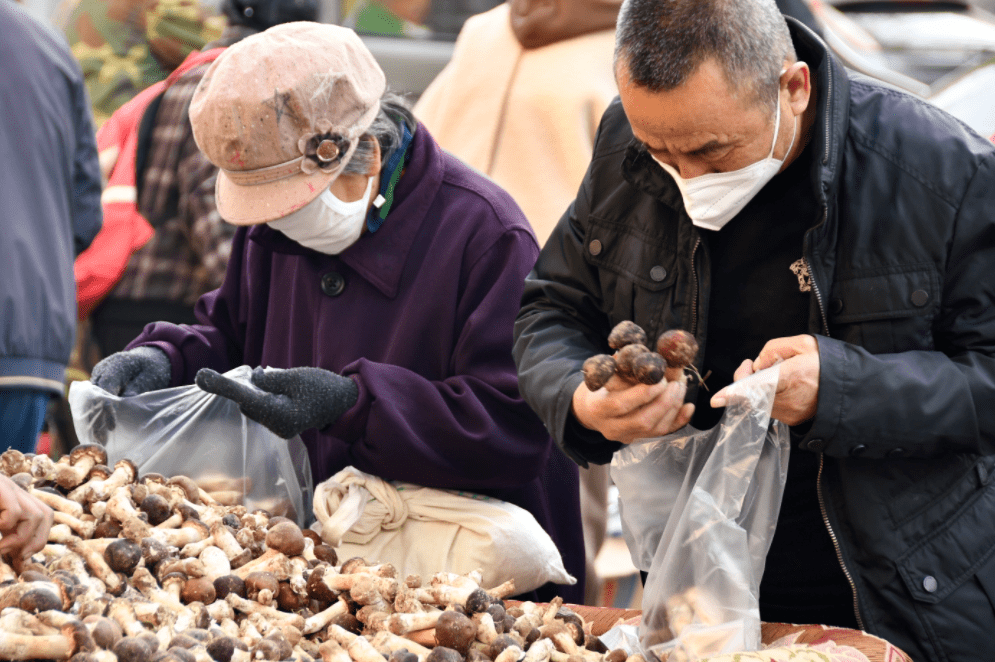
[246,122,445,298]
[620,17,851,210]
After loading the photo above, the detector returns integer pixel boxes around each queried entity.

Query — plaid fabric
[113,61,236,307]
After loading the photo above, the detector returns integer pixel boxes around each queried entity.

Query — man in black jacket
[513,0,995,659]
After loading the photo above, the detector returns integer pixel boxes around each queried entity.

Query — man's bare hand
[710,334,820,425]
[0,474,53,566]
[572,374,695,444]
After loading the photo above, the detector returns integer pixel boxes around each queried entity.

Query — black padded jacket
[514,19,995,662]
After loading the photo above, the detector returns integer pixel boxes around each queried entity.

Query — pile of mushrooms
[0,446,643,662]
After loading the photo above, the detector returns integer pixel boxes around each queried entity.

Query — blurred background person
[57,0,226,127]
[87,0,320,358]
[414,0,620,246]
[1,0,102,453]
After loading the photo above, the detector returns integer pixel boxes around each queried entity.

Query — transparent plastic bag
[610,366,790,662]
[68,366,314,527]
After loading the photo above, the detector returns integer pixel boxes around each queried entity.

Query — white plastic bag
[68,366,314,527]
[610,366,790,662]
[312,466,576,593]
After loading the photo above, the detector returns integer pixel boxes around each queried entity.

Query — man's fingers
[732,359,755,382]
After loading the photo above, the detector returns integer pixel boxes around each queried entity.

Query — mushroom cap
[181,577,217,605]
[340,557,368,574]
[167,476,200,503]
[426,646,465,662]
[140,494,172,526]
[213,574,247,600]
[604,650,627,662]
[114,636,153,662]
[244,571,280,599]
[583,636,608,654]
[305,565,336,603]
[206,636,239,662]
[330,612,363,635]
[276,581,307,611]
[113,459,139,482]
[166,634,200,650]
[435,611,477,656]
[301,528,322,545]
[487,604,507,630]
[221,513,241,528]
[181,629,212,643]
[9,472,32,490]
[464,588,492,615]
[254,635,292,661]
[486,635,519,660]
[389,650,419,662]
[265,521,305,557]
[177,504,201,522]
[161,571,188,591]
[84,615,122,650]
[89,464,112,481]
[105,538,143,575]
[167,649,197,662]
[314,544,338,565]
[554,608,585,645]
[70,444,108,466]
[467,649,492,662]
[141,473,167,486]
[19,586,63,613]
[94,518,124,539]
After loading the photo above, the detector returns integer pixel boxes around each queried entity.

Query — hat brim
[215,165,340,226]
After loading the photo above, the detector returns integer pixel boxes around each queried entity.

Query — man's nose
[673,159,710,179]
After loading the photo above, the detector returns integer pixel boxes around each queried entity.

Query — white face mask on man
[652,88,797,232]
[267,176,375,255]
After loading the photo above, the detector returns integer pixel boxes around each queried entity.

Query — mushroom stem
[387,609,443,635]
[303,599,349,635]
[66,537,122,594]
[233,549,291,580]
[370,630,432,657]
[0,632,74,660]
[52,511,97,538]
[226,593,305,631]
[29,488,84,519]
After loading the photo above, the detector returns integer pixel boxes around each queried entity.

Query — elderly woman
[88,22,583,603]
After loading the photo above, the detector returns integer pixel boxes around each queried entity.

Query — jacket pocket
[583,215,678,292]
[828,264,939,354]
[895,474,995,661]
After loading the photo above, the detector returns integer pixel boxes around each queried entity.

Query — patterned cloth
[110,59,235,306]
[60,0,224,126]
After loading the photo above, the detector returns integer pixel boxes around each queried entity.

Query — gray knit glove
[195,366,359,439]
[90,346,172,397]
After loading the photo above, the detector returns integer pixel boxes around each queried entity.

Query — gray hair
[344,90,417,175]
[614,0,796,111]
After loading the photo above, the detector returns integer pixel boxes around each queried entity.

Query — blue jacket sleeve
[71,74,102,256]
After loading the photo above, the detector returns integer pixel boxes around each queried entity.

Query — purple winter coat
[129,125,584,603]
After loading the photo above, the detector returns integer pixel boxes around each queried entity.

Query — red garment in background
[74,47,224,320]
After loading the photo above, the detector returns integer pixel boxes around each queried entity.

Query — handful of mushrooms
[0,447,644,662]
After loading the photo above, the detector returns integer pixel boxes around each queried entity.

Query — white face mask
[268,176,375,254]
[652,93,796,232]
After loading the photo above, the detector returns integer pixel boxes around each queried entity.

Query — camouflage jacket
[60,0,224,126]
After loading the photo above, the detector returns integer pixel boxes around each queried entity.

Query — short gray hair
[615,0,796,111]
[344,90,417,175]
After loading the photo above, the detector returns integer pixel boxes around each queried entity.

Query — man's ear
[783,61,811,116]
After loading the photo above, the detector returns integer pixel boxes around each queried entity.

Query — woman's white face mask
[652,91,796,232]
[268,176,375,254]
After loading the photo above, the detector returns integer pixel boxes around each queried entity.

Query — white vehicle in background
[810,0,995,137]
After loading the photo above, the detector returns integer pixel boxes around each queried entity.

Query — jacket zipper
[817,454,866,630]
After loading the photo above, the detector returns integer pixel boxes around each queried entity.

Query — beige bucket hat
[190,22,387,225]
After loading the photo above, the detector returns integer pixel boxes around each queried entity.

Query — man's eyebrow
[687,139,724,155]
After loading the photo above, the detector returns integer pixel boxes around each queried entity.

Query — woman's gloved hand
[90,346,172,396]
[195,366,359,439]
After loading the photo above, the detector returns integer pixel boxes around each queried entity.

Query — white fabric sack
[313,466,576,593]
